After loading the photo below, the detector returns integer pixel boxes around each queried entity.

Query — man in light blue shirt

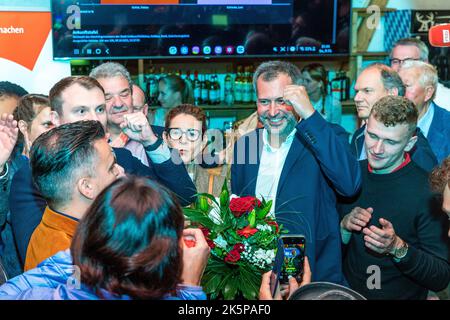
[399,60,450,163]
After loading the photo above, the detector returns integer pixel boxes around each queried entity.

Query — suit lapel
[244,129,264,195]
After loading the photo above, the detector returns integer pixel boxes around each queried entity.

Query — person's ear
[404,134,418,152]
[162,131,169,144]
[143,103,149,116]
[424,86,435,102]
[50,111,61,127]
[18,120,28,136]
[77,177,96,200]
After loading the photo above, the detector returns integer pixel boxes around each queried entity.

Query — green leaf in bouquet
[247,210,256,228]
[196,192,220,208]
[183,208,216,230]
[225,229,242,242]
[236,216,249,229]
[239,267,261,300]
[196,194,210,213]
[256,200,272,220]
[219,180,230,209]
[222,276,239,300]
[203,272,224,296]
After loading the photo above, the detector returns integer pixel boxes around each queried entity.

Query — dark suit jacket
[350,124,438,172]
[231,112,362,284]
[427,103,450,164]
[9,147,196,264]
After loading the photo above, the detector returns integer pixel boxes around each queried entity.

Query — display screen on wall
[51,0,351,60]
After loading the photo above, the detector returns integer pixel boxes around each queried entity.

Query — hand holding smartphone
[270,234,306,298]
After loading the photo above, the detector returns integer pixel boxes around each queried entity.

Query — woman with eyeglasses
[163,104,229,197]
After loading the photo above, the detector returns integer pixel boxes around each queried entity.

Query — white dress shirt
[255,128,297,217]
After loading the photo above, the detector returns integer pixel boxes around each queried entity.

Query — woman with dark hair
[13,94,55,157]
[151,75,194,126]
[0,176,210,300]
[163,104,229,197]
[301,63,342,125]
[0,94,55,279]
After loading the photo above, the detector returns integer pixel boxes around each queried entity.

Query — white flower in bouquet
[214,235,228,249]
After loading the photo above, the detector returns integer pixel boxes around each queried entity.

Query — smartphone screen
[280,235,306,284]
[270,235,306,297]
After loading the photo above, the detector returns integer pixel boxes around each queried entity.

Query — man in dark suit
[9,76,196,263]
[231,60,362,284]
[399,60,450,164]
[351,63,437,172]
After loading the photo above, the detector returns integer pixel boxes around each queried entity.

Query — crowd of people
[0,37,449,300]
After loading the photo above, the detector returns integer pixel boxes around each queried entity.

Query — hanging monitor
[51,0,351,60]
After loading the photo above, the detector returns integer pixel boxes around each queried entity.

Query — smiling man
[339,95,450,299]
[232,60,362,284]
[90,62,162,167]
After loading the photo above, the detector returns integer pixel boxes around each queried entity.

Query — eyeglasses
[389,58,420,66]
[167,128,201,142]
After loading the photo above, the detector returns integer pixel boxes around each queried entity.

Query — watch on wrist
[392,240,409,261]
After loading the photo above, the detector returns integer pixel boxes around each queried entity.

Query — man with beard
[231,60,362,284]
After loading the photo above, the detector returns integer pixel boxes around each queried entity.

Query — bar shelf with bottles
[145,64,355,120]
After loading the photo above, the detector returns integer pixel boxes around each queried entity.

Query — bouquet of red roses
[184,183,284,300]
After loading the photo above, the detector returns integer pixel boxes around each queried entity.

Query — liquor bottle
[211,73,221,105]
[330,72,343,101]
[242,66,252,103]
[340,72,350,101]
[208,73,217,105]
[201,74,209,105]
[224,68,234,106]
[234,65,243,104]
[193,70,201,106]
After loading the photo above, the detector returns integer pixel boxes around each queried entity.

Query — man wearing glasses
[389,37,450,111]
[232,60,362,284]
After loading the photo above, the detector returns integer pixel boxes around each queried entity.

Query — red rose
[229,197,262,217]
[198,227,215,248]
[267,221,279,233]
[224,249,241,263]
[233,243,245,253]
[237,225,258,238]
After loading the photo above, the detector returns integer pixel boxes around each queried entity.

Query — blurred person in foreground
[0,176,210,300]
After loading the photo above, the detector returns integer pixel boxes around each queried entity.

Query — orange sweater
[24,206,78,271]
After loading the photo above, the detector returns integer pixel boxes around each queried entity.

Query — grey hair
[390,37,429,62]
[400,60,438,99]
[253,61,302,94]
[363,63,406,97]
[89,62,132,90]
